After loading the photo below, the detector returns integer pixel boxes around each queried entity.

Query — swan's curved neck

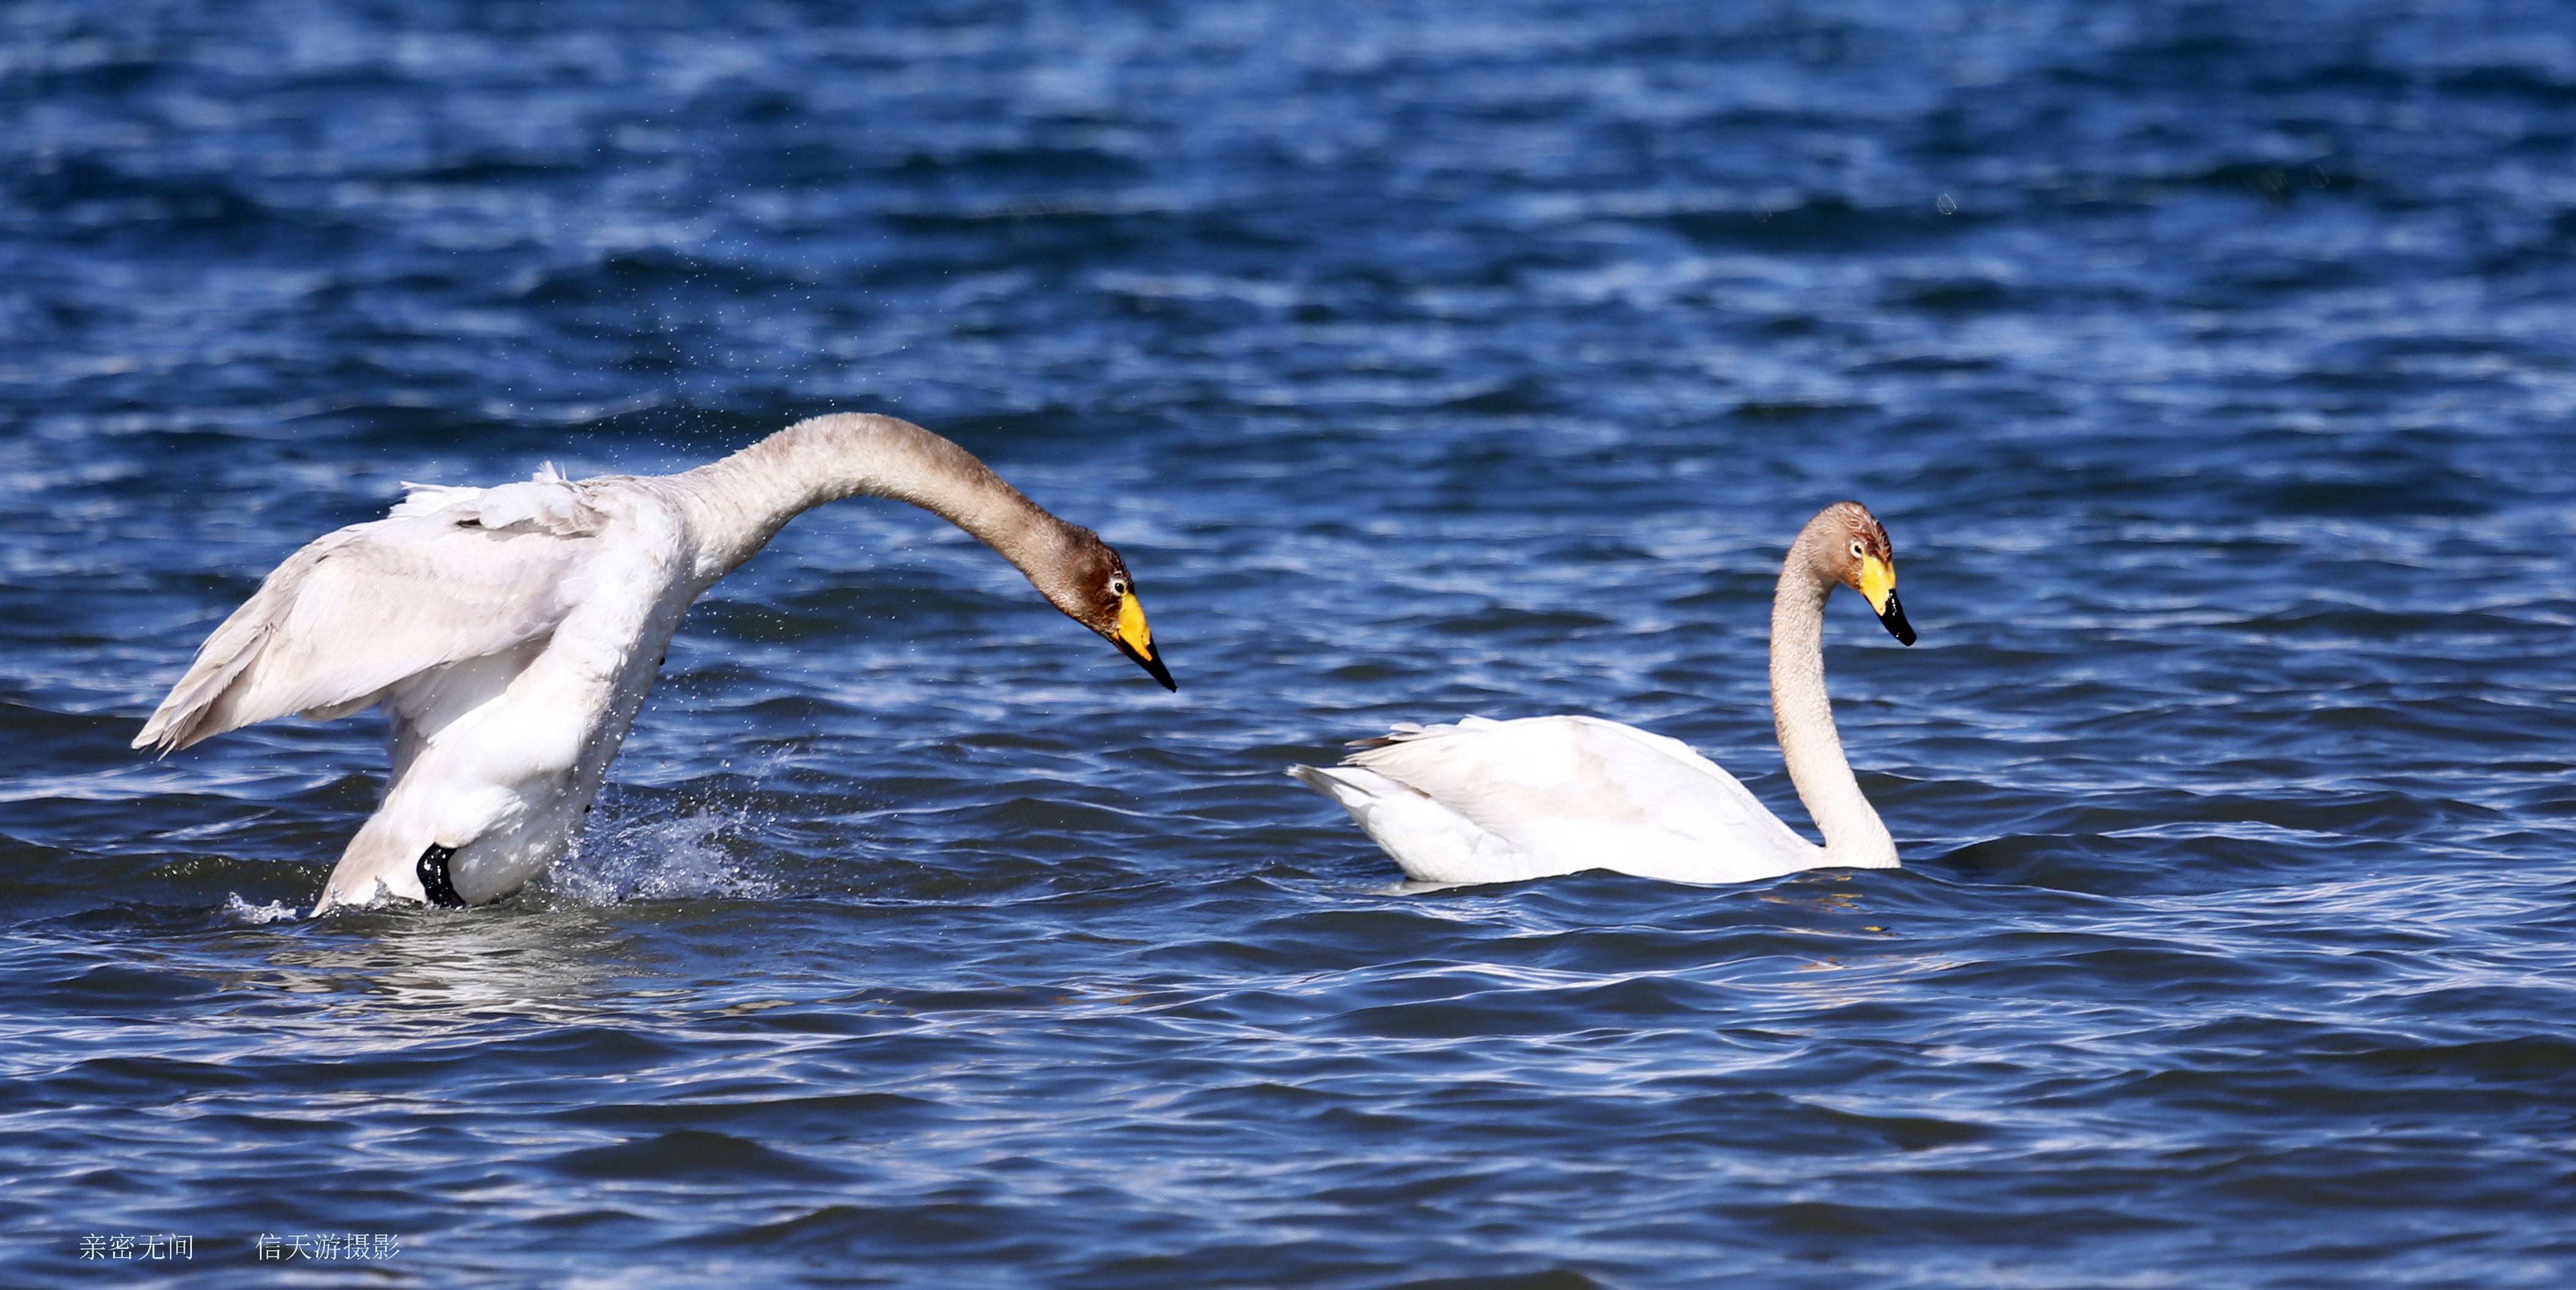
[1770,529,1897,867]
[674,414,1074,587]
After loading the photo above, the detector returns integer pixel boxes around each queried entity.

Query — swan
[1289,501,1916,886]
[134,413,1176,913]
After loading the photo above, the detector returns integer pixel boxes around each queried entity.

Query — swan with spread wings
[136,414,1175,913]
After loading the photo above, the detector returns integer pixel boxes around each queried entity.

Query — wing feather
[1339,715,1817,883]
[134,476,605,753]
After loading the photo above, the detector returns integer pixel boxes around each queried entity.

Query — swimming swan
[135,413,1176,913]
[1290,501,1915,886]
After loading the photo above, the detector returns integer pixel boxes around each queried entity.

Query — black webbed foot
[416,843,467,908]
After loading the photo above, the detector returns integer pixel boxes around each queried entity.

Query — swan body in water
[1290,501,1916,886]
[135,413,1175,913]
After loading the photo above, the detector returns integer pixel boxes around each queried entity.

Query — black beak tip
[1879,594,1918,647]
[1119,638,1177,691]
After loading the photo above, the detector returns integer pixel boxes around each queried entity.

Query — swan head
[1814,501,1916,646]
[1043,528,1177,691]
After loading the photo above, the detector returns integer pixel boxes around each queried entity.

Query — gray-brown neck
[671,414,1081,597]
[1769,516,1899,867]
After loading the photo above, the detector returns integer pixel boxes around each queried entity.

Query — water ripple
[4,0,2575,1284]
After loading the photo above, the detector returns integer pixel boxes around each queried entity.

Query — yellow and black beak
[1113,591,1176,690]
[1858,555,1917,646]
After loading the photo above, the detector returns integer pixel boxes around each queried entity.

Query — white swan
[1290,501,1916,886]
[135,413,1175,913]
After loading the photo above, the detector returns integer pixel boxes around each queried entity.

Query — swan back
[389,464,608,535]
[1300,715,1821,885]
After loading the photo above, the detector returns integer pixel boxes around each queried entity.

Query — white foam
[540,800,778,906]
[219,893,303,924]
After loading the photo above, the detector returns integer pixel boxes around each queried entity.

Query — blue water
[7,1,2576,1284]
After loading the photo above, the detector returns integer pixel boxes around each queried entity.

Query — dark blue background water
[6,1,2575,1284]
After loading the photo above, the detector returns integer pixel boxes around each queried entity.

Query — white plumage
[136,415,1173,914]
[1292,501,1919,888]
[1290,715,1822,886]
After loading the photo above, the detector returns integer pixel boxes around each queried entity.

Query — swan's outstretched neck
[669,413,1174,690]
[1771,515,1899,867]
[675,414,1077,586]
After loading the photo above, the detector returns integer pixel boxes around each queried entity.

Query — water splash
[219,893,301,924]
[538,799,778,906]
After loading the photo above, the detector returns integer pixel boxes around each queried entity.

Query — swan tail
[1287,763,1504,885]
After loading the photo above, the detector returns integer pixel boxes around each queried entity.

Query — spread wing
[134,472,609,753]
[1331,715,1817,883]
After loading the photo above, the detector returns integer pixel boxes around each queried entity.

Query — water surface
[5,1,2576,1285]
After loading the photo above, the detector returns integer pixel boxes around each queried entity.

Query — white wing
[134,473,608,753]
[1299,715,1820,885]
